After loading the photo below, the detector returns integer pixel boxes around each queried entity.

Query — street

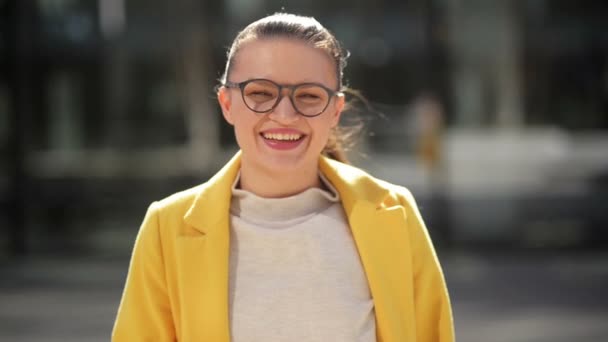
[1,251,607,341]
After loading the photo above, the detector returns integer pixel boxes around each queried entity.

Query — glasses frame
[223,78,341,118]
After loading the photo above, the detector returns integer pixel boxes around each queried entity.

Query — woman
[113,12,454,342]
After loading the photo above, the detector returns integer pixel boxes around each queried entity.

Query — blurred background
[1,0,607,341]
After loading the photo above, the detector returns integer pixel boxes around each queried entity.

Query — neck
[239,159,321,198]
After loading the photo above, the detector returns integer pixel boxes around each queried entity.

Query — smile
[261,132,304,141]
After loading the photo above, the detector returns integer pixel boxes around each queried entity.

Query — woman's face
[218,38,344,177]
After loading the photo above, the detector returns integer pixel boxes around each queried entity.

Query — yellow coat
[112,152,454,341]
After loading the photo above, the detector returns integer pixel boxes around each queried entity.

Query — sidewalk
[1,251,607,341]
[445,252,608,342]
[0,256,125,342]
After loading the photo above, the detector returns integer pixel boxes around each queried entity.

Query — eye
[298,93,321,99]
[250,90,273,97]
[294,84,327,104]
[243,80,279,102]
[296,92,324,105]
[245,89,276,102]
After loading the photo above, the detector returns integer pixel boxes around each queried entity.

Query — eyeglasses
[223,78,340,117]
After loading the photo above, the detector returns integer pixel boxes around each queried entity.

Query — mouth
[259,130,307,151]
[260,132,305,142]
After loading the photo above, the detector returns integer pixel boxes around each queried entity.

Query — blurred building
[1,0,607,257]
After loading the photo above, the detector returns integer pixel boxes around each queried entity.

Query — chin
[262,153,311,172]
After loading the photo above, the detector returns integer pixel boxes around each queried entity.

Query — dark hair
[220,13,362,164]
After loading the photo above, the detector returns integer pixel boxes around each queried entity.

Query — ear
[330,93,345,128]
[218,87,235,125]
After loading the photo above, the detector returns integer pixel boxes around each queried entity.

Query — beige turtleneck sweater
[228,173,377,342]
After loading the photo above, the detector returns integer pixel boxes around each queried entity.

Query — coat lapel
[320,157,415,341]
[178,152,241,341]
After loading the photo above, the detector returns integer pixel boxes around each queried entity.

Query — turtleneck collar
[230,171,340,225]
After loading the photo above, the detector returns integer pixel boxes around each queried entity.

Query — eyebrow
[242,76,338,88]
[253,77,321,83]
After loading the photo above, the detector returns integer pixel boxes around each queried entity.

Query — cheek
[232,111,261,143]
[310,118,335,145]
[234,117,253,136]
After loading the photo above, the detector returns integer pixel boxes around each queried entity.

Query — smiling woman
[219,37,344,198]
[112,12,454,342]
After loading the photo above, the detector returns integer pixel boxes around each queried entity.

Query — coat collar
[183,152,241,234]
[181,151,413,341]
[318,154,391,215]
[183,151,391,234]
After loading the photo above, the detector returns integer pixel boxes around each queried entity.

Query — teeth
[262,133,302,141]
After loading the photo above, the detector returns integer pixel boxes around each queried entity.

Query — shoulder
[373,177,420,214]
[375,177,418,208]
[325,158,418,209]
[146,182,209,221]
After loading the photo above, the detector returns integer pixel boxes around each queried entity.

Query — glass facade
[1,0,607,255]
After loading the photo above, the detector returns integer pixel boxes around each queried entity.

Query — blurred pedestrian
[413,92,451,247]
[112,12,453,342]
[414,92,445,171]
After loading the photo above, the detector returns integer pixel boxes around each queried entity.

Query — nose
[268,94,300,124]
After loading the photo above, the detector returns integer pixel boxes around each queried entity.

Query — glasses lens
[242,80,279,112]
[293,84,330,117]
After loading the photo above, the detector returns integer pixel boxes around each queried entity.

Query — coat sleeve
[112,202,176,341]
[399,189,455,342]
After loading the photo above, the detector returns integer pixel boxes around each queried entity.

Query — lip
[259,128,306,151]
[261,128,305,135]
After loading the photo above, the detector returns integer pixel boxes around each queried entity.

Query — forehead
[230,38,337,87]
